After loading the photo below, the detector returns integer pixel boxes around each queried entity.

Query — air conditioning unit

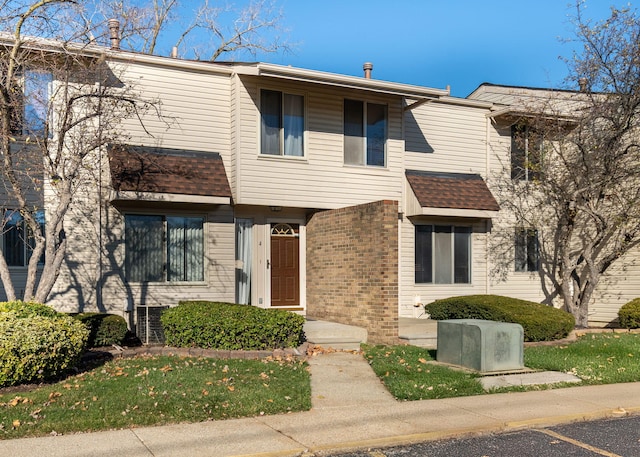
[136,305,168,345]
[436,319,524,373]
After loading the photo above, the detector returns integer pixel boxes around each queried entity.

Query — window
[10,69,52,137]
[125,215,204,282]
[515,228,539,272]
[2,209,45,267]
[260,89,304,156]
[511,124,542,181]
[344,99,387,166]
[415,225,471,284]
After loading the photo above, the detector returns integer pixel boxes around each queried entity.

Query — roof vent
[108,19,121,50]
[363,62,373,79]
[578,77,589,93]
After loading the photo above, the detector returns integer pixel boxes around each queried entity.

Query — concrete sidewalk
[1,351,640,457]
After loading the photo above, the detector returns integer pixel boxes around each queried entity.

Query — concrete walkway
[1,351,640,457]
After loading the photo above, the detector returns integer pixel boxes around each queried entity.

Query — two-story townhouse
[9,32,638,344]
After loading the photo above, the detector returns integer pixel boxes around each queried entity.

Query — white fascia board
[409,207,498,219]
[238,62,450,99]
[111,191,231,205]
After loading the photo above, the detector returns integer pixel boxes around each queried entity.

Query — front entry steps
[398,317,439,349]
[304,319,367,351]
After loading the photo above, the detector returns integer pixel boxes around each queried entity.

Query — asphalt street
[327,414,640,457]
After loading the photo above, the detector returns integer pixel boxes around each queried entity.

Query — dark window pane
[511,125,526,180]
[366,103,386,166]
[4,211,24,266]
[344,99,364,165]
[454,227,471,283]
[415,225,432,283]
[125,215,164,282]
[527,229,539,272]
[261,89,282,155]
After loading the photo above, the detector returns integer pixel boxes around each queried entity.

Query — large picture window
[515,228,539,272]
[415,225,471,284]
[260,89,305,157]
[1,209,45,267]
[344,99,387,166]
[125,215,204,282]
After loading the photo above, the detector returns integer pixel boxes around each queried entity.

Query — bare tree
[0,0,159,302]
[491,2,640,327]
[86,0,290,60]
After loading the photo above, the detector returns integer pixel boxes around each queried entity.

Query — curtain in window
[167,217,204,282]
[434,226,453,284]
[235,219,253,304]
[283,93,304,156]
[261,89,281,155]
[125,215,164,282]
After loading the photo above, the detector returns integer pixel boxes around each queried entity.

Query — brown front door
[270,224,300,307]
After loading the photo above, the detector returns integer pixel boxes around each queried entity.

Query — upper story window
[515,228,539,272]
[125,214,204,283]
[415,225,471,284]
[260,89,305,157]
[344,99,387,167]
[2,209,45,267]
[511,124,542,181]
[10,69,53,137]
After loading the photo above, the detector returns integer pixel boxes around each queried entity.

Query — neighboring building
[2,34,639,344]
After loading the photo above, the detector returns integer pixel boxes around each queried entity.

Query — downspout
[485,115,492,295]
[97,67,104,311]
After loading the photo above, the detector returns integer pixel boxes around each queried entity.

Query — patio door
[270,223,300,307]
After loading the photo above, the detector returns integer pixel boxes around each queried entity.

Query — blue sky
[261,0,631,97]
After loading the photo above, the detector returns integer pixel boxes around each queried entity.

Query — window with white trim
[1,209,45,267]
[515,228,539,272]
[125,215,204,282]
[10,69,52,137]
[511,124,542,181]
[260,89,305,157]
[344,99,387,166]
[415,225,471,284]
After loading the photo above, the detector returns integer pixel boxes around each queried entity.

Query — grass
[525,333,640,384]
[363,344,485,400]
[0,355,311,440]
[364,333,640,401]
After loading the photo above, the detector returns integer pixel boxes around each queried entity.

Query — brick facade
[306,200,399,344]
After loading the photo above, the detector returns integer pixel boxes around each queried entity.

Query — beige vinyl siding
[234,77,404,209]
[399,216,490,318]
[404,101,489,176]
[113,61,232,161]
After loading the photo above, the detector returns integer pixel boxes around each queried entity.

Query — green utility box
[436,319,524,372]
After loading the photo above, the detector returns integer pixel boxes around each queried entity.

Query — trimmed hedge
[0,303,89,387]
[618,298,640,329]
[0,301,60,318]
[424,295,575,342]
[72,313,129,347]
[161,301,306,350]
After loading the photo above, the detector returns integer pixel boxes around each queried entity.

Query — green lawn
[0,355,310,440]
[364,333,640,401]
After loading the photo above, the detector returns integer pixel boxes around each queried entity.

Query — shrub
[0,312,89,387]
[618,298,640,329]
[424,295,575,342]
[0,300,60,318]
[72,313,129,347]
[161,301,306,350]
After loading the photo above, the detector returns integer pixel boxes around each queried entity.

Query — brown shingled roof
[406,170,499,212]
[108,145,231,198]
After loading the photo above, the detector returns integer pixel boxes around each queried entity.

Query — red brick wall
[306,200,399,344]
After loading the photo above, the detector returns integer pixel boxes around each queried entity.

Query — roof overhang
[234,62,450,99]
[405,170,500,218]
[110,191,230,205]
